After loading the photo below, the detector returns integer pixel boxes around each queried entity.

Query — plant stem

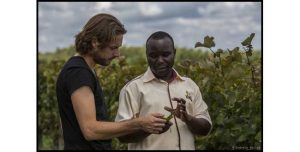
[210,48,224,77]
[208,48,218,73]
[218,55,224,77]
[209,48,215,55]
[242,47,256,87]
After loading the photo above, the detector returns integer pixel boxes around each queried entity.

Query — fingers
[180,98,186,104]
[180,109,188,115]
[150,113,166,123]
[178,103,186,109]
[150,116,173,133]
[170,98,189,122]
[144,112,176,134]
[164,106,174,112]
[151,129,160,134]
[141,114,167,133]
[180,110,184,120]
[172,97,186,104]
[150,114,166,123]
[150,123,166,134]
[153,127,163,132]
[160,121,173,134]
[144,123,165,134]
[166,121,173,126]
[154,117,167,123]
[150,113,164,118]
[172,97,181,102]
[153,123,166,128]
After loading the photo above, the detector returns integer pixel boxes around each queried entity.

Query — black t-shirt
[56,56,112,150]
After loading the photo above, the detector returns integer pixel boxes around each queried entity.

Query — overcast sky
[38,2,261,53]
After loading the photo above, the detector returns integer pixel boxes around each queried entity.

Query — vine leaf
[241,33,255,46]
[215,49,224,57]
[195,36,215,48]
[246,51,253,56]
[227,47,242,62]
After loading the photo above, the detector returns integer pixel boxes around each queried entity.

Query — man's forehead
[147,38,173,48]
[148,37,172,44]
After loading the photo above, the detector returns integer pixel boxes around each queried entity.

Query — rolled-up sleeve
[193,86,212,126]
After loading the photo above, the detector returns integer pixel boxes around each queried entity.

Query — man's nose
[113,49,120,57]
[158,56,164,63]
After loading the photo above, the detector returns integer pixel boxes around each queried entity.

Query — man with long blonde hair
[56,13,168,150]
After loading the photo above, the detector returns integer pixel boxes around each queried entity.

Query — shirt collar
[142,67,186,83]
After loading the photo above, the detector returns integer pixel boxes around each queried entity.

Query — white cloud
[39,9,43,18]
[95,2,112,11]
[139,3,162,17]
[61,10,74,18]
[39,35,48,44]
[224,2,254,8]
[176,18,196,26]
[38,2,261,52]
[197,2,258,18]
[197,4,218,16]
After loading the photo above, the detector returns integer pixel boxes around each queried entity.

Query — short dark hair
[146,31,175,50]
[75,13,127,55]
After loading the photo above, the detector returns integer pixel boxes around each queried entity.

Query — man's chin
[101,62,110,66]
[154,71,170,78]
[96,60,110,66]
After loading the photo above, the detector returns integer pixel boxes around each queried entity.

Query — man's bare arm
[71,86,166,141]
[184,115,211,135]
[118,119,173,143]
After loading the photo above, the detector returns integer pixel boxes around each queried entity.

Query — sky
[38,2,261,53]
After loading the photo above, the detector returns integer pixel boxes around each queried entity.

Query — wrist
[185,114,193,123]
[133,117,142,130]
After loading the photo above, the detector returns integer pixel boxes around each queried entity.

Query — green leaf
[195,42,204,48]
[237,134,247,142]
[255,131,261,142]
[227,49,232,55]
[246,50,253,56]
[227,47,242,63]
[215,49,223,58]
[227,47,239,55]
[214,62,219,68]
[222,55,233,67]
[241,33,255,46]
[232,47,240,53]
[216,49,224,54]
[204,36,215,48]
[233,52,243,63]
[195,36,215,48]
[215,113,225,125]
[164,114,173,122]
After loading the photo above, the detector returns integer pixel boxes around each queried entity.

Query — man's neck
[157,69,176,83]
[74,53,95,70]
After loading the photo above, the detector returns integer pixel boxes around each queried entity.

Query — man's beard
[93,56,110,66]
[91,52,110,66]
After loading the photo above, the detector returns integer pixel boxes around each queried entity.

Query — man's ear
[91,38,98,49]
[174,48,176,55]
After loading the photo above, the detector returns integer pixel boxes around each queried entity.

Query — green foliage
[195,36,215,48]
[38,58,65,150]
[38,34,261,150]
[241,33,255,47]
